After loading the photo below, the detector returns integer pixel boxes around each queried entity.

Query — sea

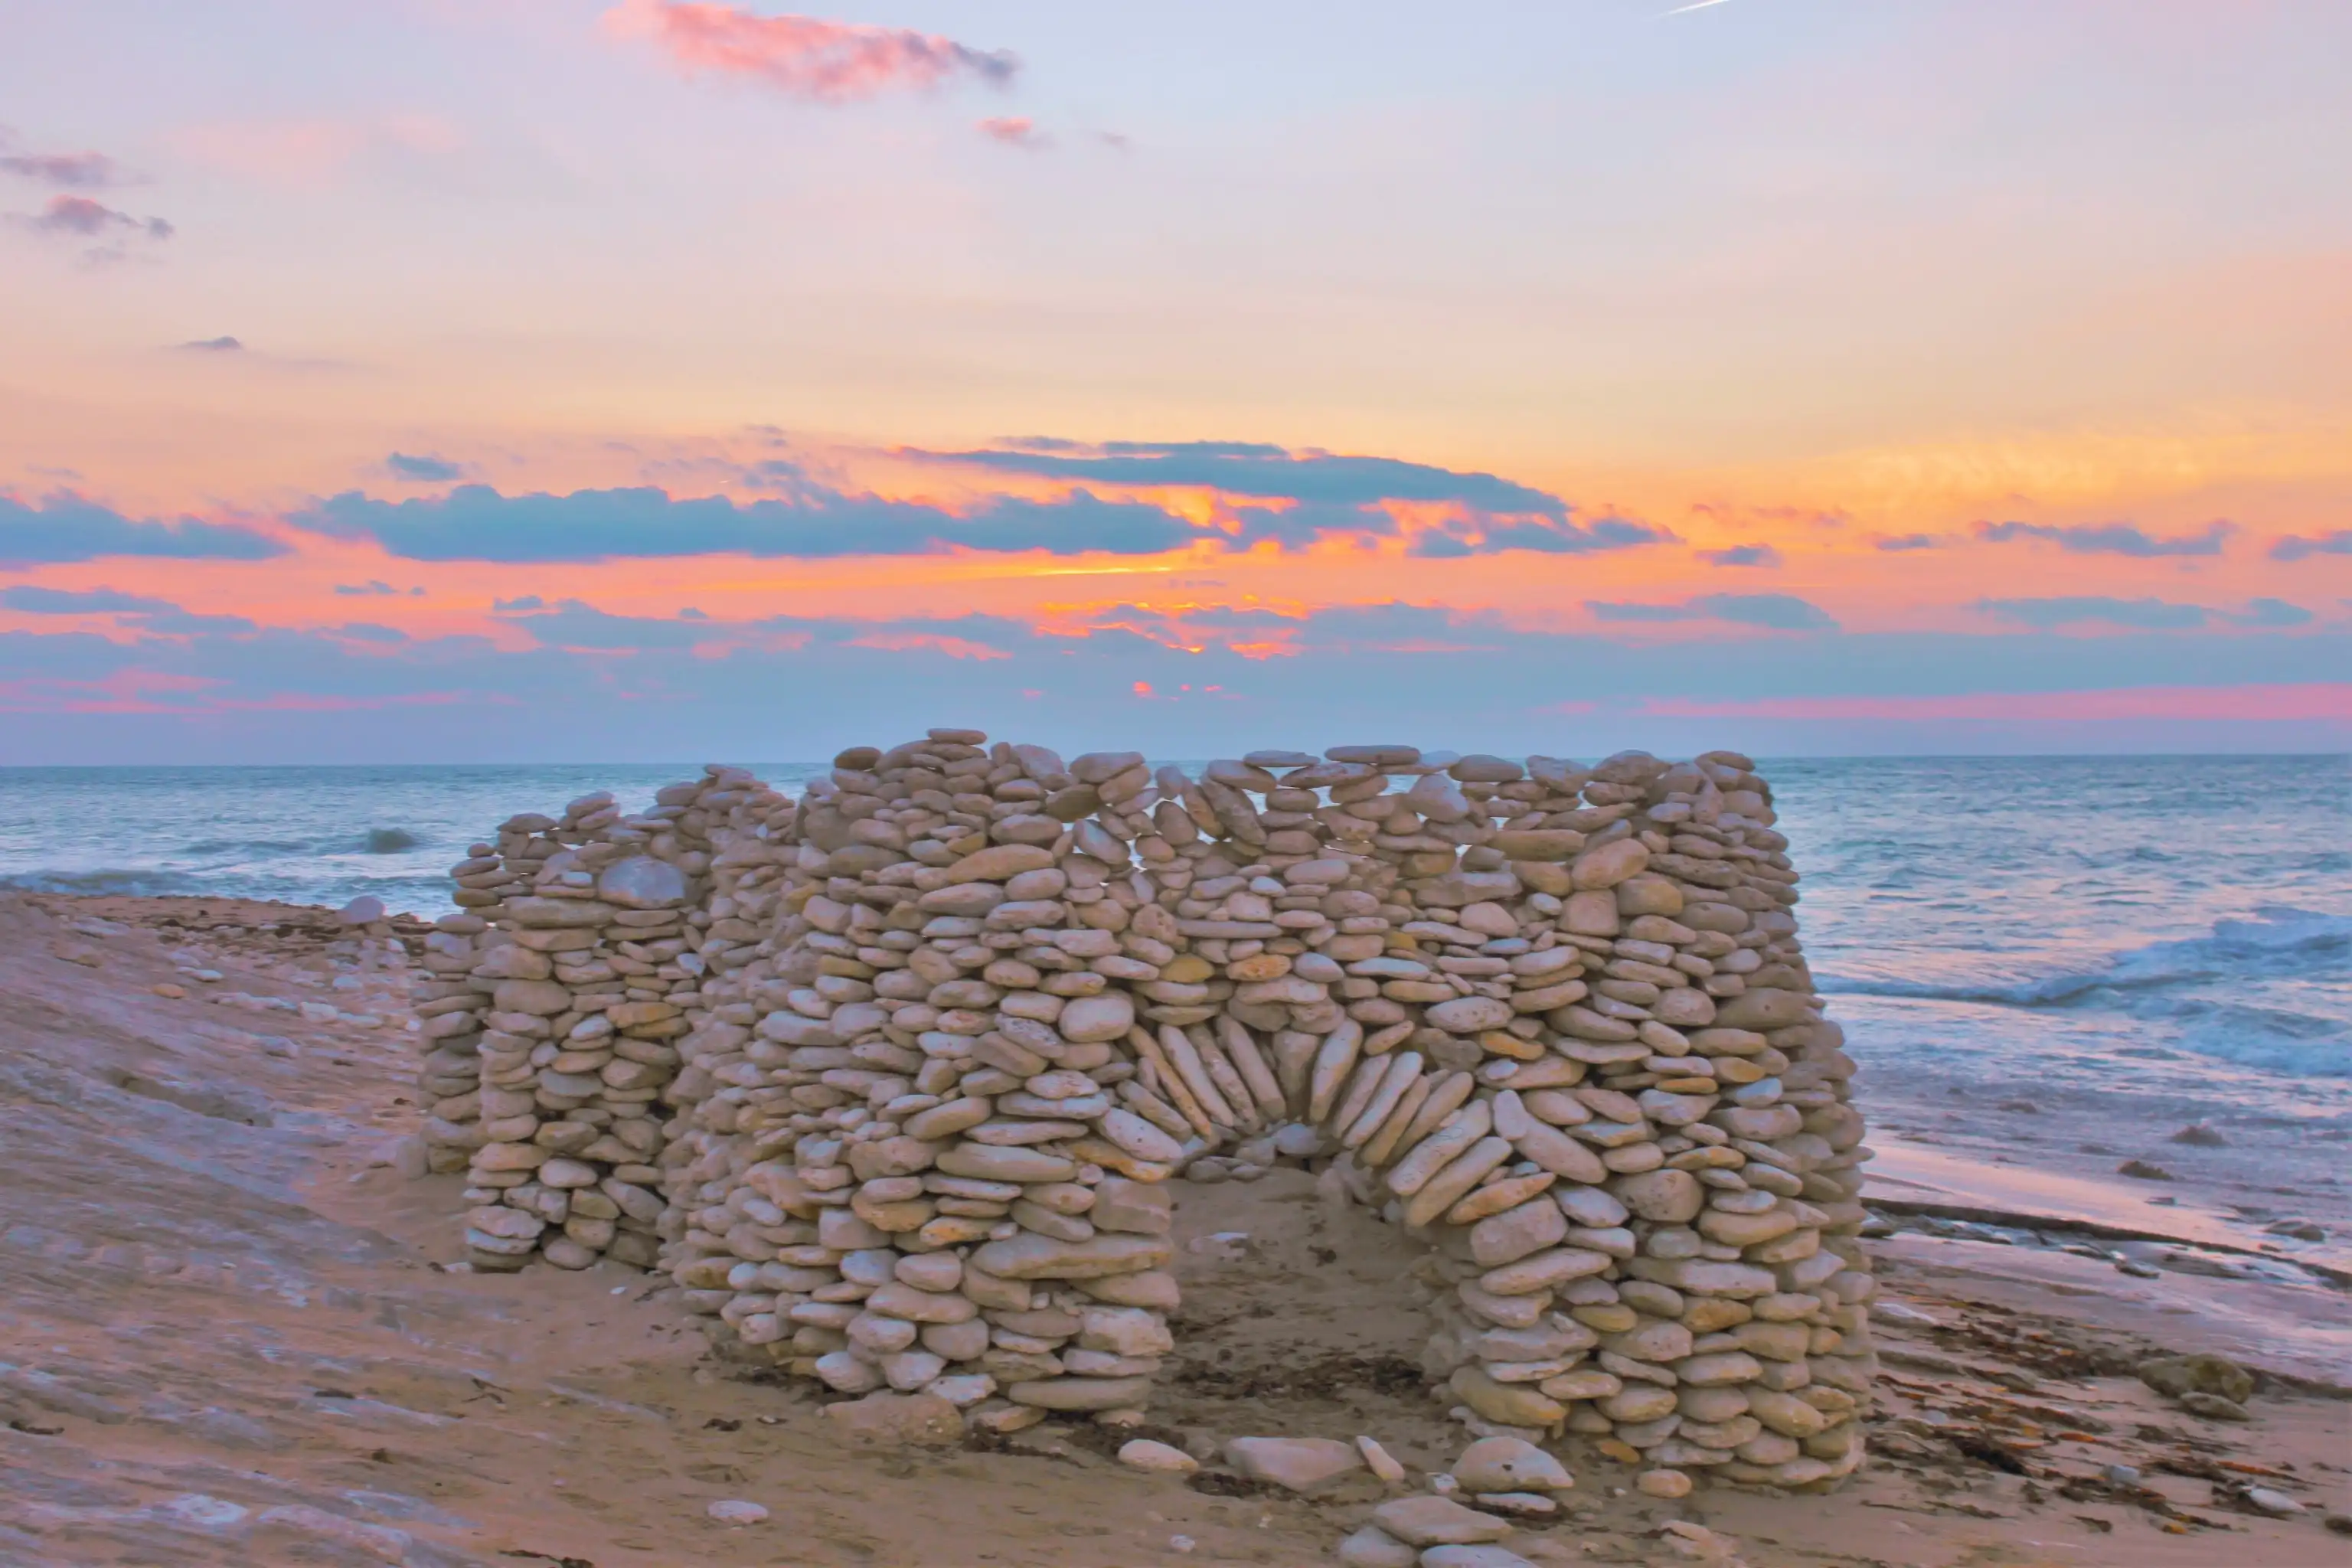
[1,756,2344,1108]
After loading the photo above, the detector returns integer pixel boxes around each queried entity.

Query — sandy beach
[2,889,2344,1567]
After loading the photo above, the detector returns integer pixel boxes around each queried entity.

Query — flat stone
[1419,1548,1534,1568]
[1223,1436,1364,1491]
[1428,997,1514,1034]
[1710,988,1811,1031]
[935,1145,1078,1183]
[1489,830,1584,863]
[946,843,1061,881]
[1119,1439,1200,1474]
[971,1232,1171,1280]
[706,1499,769,1524]
[598,855,688,909]
[1059,992,1135,1042]
[1451,1437,1572,1494]
[1337,1525,1420,1568]
[1370,1495,1514,1548]
[1005,1375,1154,1411]
[1469,1201,1567,1268]
[1570,839,1648,890]
[1449,1367,1564,1428]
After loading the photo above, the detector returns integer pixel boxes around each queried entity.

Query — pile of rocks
[410,768,799,1272]
[430,733,1877,1490]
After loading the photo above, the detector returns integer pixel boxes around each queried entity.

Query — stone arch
[414,735,1875,1490]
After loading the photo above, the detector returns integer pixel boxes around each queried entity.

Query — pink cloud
[978,116,1048,149]
[0,149,135,188]
[604,2,1018,103]
[1637,683,2352,724]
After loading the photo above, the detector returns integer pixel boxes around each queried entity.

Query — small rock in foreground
[706,1500,768,1524]
[1357,1435,1408,1483]
[1419,1547,1534,1568]
[1451,1437,1571,1494]
[1336,1526,1420,1568]
[2138,1354,2255,1406]
[1119,1439,1198,1475]
[1372,1496,1514,1548]
[1224,1436,1364,1491]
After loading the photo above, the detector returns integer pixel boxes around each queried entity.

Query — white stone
[1223,1436,1364,1491]
[1119,1439,1199,1475]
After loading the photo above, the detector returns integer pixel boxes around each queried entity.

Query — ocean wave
[1817,906,2352,1008]
[0,868,194,897]
[2163,999,2350,1077]
[361,828,423,854]
[179,838,312,858]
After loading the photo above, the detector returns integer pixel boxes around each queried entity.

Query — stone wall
[413,735,1876,1491]
[410,767,794,1270]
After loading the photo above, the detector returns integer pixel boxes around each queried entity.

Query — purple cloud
[1697,543,1781,568]
[1,149,134,188]
[18,194,172,240]
[1975,519,2233,557]
[1,585,178,615]
[0,492,285,566]
[1585,593,1837,631]
[2269,529,2351,562]
[386,452,468,482]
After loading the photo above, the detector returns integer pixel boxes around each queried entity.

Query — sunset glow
[2,1,2344,760]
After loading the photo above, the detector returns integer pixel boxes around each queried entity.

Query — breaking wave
[1818,907,2350,1008]
[179,838,311,858]
[1818,907,2350,1076]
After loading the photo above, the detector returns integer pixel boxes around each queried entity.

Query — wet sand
[4,892,2347,1566]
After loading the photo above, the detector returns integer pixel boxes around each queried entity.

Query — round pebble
[707,1500,769,1524]
[1636,1468,1693,1500]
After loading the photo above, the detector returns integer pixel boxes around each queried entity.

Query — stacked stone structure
[413,734,1875,1490]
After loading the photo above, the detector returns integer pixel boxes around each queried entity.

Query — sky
[1,0,2347,763]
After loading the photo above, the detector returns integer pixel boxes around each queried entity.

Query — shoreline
[5,888,2346,1564]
